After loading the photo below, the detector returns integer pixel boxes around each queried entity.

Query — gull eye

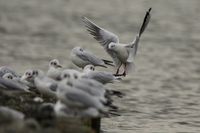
[33,70,38,76]
[64,74,70,78]
[53,62,57,65]
[8,75,13,79]
[25,72,28,75]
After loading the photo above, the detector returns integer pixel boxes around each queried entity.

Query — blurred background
[0,0,200,132]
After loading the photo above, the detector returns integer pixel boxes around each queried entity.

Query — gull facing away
[82,64,121,84]
[70,46,114,69]
[47,59,63,80]
[82,8,151,76]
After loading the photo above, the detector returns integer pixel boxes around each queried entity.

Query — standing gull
[70,46,114,69]
[82,8,151,76]
[82,64,121,84]
[47,59,63,80]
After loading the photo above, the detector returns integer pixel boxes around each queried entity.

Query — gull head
[108,43,117,51]
[49,59,62,69]
[72,47,84,54]
[32,69,45,78]
[60,69,81,80]
[21,69,34,81]
[83,64,95,73]
[2,73,14,80]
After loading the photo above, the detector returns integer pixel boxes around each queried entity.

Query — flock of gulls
[0,8,151,125]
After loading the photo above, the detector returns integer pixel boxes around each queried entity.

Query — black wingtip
[148,8,152,12]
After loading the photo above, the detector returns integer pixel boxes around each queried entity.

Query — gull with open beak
[82,8,151,76]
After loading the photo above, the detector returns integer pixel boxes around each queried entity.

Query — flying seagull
[82,8,151,76]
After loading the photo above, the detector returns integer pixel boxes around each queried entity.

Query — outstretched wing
[139,8,151,37]
[82,17,121,66]
[127,8,152,62]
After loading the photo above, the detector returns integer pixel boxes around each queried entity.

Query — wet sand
[0,0,200,132]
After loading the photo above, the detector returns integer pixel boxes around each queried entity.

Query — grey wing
[127,8,151,62]
[82,17,121,66]
[0,77,26,91]
[89,72,114,83]
[65,90,98,108]
[82,17,119,48]
[76,50,104,66]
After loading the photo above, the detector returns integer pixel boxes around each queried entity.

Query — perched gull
[0,73,30,96]
[2,73,30,91]
[0,106,24,124]
[60,78,108,104]
[82,8,151,76]
[0,66,19,77]
[56,82,108,114]
[70,46,114,69]
[33,70,58,97]
[20,69,36,88]
[61,69,124,98]
[82,64,121,84]
[47,59,63,80]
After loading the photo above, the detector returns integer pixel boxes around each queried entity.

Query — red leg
[122,63,126,77]
[114,63,122,76]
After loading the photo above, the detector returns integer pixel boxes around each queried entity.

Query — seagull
[82,64,121,84]
[56,82,108,114]
[60,78,108,104]
[0,66,19,77]
[82,8,151,76]
[32,69,58,97]
[70,46,114,69]
[0,74,30,96]
[47,59,63,80]
[20,69,36,88]
[2,73,30,92]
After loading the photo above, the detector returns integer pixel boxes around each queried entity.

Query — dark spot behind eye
[79,48,83,52]
[74,74,78,79]
[33,70,38,76]
[8,76,13,79]
[64,74,70,78]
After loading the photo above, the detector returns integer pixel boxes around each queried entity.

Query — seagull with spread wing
[82,8,151,76]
